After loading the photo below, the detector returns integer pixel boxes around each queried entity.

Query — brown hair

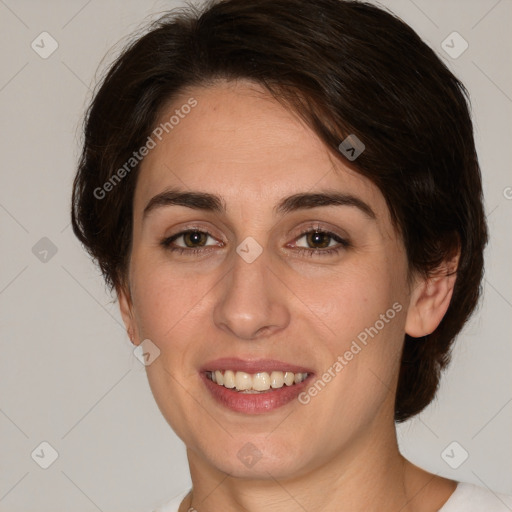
[71,0,488,421]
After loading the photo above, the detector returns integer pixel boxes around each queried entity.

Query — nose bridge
[213,239,290,340]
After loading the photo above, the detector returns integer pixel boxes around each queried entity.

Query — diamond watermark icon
[31,31,59,59]
[32,237,58,263]
[338,134,365,161]
[31,441,59,469]
[237,442,262,468]
[441,441,469,469]
[441,32,468,59]
[133,339,161,366]
[236,237,263,263]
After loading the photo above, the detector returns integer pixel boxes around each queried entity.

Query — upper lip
[201,357,314,374]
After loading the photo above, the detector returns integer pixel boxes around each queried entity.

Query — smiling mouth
[206,370,310,393]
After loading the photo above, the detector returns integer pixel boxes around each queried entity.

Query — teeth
[253,372,270,391]
[270,371,284,389]
[208,370,308,392]
[284,372,295,386]
[235,371,252,391]
[223,370,235,388]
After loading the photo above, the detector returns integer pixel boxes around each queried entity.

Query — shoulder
[150,489,191,512]
[440,482,512,512]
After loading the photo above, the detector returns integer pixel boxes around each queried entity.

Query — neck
[181,422,453,512]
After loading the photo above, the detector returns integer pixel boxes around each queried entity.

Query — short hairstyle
[71,0,488,422]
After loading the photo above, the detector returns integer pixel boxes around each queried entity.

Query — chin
[192,434,319,481]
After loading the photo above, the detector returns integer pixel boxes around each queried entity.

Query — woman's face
[120,80,415,479]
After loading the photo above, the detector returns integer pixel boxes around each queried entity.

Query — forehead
[134,80,388,221]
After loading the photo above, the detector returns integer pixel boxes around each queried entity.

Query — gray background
[0,0,511,511]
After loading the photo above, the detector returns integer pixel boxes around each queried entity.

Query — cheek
[293,258,407,403]
[295,260,405,340]
[128,259,213,435]
[129,240,408,351]
[129,252,213,341]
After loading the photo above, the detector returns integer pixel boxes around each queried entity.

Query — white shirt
[152,482,512,512]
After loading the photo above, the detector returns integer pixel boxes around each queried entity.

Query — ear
[405,252,459,338]
[117,283,140,346]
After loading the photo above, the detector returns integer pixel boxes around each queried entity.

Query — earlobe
[117,284,139,346]
[405,254,459,338]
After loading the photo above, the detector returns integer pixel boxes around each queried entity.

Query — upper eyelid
[160,218,351,243]
[165,226,347,247]
[289,230,348,250]
[165,229,219,245]
[167,225,342,238]
[164,224,222,240]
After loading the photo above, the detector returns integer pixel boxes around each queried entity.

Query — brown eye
[306,231,332,249]
[182,231,208,247]
[161,229,219,252]
[296,230,338,250]
[291,228,350,257]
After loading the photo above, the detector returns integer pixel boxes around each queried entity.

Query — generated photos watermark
[298,301,403,404]
[93,97,198,200]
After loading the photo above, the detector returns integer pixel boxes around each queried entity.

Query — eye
[161,229,222,254]
[160,227,349,257]
[291,228,350,256]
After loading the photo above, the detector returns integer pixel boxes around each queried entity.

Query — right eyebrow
[143,189,225,219]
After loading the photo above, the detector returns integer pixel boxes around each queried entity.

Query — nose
[213,245,291,341]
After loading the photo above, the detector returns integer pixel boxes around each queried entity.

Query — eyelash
[160,225,350,257]
[292,227,350,257]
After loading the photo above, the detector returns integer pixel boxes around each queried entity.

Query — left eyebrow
[274,191,376,219]
[142,188,376,220]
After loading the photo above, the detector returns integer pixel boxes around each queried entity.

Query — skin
[119,80,458,512]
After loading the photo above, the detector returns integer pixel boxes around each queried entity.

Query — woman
[71,0,510,510]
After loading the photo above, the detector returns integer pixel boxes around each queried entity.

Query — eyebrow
[143,188,376,220]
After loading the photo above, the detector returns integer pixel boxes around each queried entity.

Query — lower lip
[200,373,312,414]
